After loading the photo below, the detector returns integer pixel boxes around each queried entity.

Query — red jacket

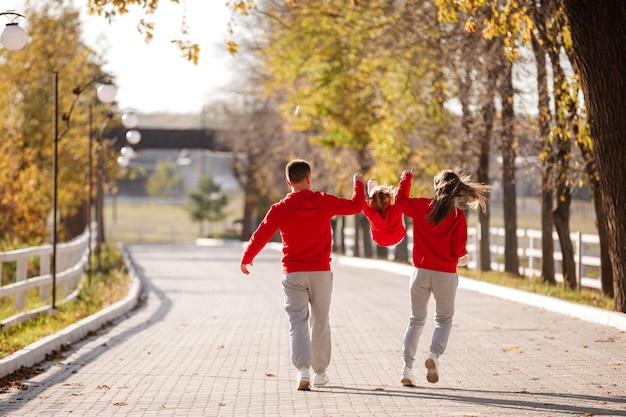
[396,172,467,273]
[241,181,365,273]
[362,204,406,246]
[362,174,411,246]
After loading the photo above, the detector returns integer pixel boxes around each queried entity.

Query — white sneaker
[425,353,439,383]
[297,367,310,391]
[313,373,329,387]
[401,367,415,386]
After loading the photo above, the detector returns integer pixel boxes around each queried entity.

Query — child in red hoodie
[362,179,408,247]
[241,159,365,391]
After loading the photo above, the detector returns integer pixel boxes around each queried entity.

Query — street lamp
[118,113,141,168]
[94,109,140,270]
[1,11,27,51]
[52,71,116,309]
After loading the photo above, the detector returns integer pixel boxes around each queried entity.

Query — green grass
[105,194,243,243]
[460,268,614,311]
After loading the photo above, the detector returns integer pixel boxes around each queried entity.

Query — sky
[4,0,237,114]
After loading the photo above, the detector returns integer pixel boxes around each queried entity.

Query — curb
[336,256,626,332]
[0,244,143,379]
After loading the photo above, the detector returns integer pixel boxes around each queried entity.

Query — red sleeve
[241,205,280,264]
[396,171,413,201]
[395,172,413,214]
[328,180,365,216]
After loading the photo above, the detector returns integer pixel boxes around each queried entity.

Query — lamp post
[52,72,116,309]
[1,11,27,51]
[94,110,140,270]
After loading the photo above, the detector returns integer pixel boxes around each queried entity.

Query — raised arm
[396,169,414,201]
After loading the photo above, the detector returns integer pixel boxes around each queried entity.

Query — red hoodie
[362,204,406,247]
[396,172,467,273]
[241,181,365,273]
[362,175,412,247]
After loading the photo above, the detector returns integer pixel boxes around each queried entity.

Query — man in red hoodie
[241,159,365,391]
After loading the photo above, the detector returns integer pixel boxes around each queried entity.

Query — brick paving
[1,243,625,416]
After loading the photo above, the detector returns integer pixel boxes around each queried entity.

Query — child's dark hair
[368,186,394,213]
[286,159,311,184]
[427,169,491,226]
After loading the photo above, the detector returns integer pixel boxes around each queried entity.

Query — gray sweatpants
[402,267,458,368]
[282,271,333,375]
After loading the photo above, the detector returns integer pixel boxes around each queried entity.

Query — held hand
[353,173,364,183]
[458,254,470,267]
[402,168,414,176]
[241,263,252,275]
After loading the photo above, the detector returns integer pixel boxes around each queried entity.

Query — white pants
[402,267,458,368]
[282,271,333,374]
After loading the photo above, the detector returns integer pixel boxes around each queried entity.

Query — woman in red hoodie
[241,159,365,391]
[395,168,490,386]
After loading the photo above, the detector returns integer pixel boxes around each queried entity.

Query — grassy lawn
[104,193,244,244]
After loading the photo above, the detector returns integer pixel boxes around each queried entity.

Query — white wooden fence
[0,228,91,330]
[348,226,601,290]
[0,224,603,332]
[466,226,601,289]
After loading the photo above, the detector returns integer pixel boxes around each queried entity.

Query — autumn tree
[528,0,557,284]
[0,1,116,247]
[244,0,465,257]
[562,1,626,309]
[436,0,626,307]
[88,0,626,310]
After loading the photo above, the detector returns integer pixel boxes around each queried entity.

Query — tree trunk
[561,21,614,297]
[477,41,496,272]
[353,214,362,257]
[562,0,626,311]
[240,167,258,241]
[500,58,519,276]
[332,217,347,255]
[62,199,88,241]
[589,181,613,296]
[553,197,577,289]
[540,169,556,284]
[548,39,578,289]
[477,106,492,272]
[394,231,409,263]
[530,17,556,284]
[334,216,347,255]
[360,214,373,258]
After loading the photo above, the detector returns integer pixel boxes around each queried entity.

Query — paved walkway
[1,243,625,416]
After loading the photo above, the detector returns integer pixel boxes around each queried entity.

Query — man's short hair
[286,159,311,184]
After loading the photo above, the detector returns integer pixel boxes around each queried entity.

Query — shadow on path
[0,260,172,416]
